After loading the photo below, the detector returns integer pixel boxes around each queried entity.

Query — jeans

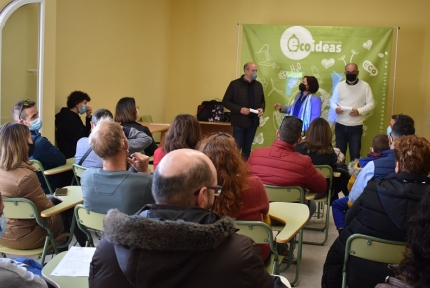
[335,122,363,161]
[332,196,350,229]
[233,119,258,160]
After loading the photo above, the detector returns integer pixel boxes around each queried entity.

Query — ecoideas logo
[280,26,342,60]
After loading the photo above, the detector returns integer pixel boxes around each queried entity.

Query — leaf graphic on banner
[321,58,335,69]
[259,117,269,126]
[363,40,373,50]
[253,133,264,145]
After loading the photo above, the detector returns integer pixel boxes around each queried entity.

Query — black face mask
[299,83,307,92]
[346,73,357,82]
[28,143,35,157]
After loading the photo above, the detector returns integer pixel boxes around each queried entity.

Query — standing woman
[55,90,92,158]
[197,132,270,262]
[153,114,201,170]
[114,97,158,156]
[0,123,63,250]
[274,76,322,134]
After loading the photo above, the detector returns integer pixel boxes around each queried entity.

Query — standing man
[12,100,67,194]
[330,63,375,160]
[223,62,265,159]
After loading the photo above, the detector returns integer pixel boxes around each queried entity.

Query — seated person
[0,123,63,250]
[322,135,430,288]
[13,100,67,194]
[114,97,158,156]
[0,194,49,288]
[332,134,389,232]
[376,187,430,288]
[55,91,92,158]
[89,149,276,288]
[153,114,201,170]
[81,118,155,215]
[197,132,270,261]
[295,117,350,202]
[75,108,152,168]
[248,116,327,217]
[348,115,415,204]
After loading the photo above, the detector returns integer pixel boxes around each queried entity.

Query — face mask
[386,125,392,136]
[28,142,35,157]
[299,83,307,92]
[250,72,258,81]
[346,73,357,82]
[29,118,42,132]
[0,213,6,238]
[79,104,87,115]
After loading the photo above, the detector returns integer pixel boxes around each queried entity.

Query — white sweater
[329,80,375,126]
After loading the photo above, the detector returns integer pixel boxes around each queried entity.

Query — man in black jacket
[222,62,265,159]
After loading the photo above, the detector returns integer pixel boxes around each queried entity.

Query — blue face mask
[29,118,42,132]
[0,213,6,238]
[79,104,87,115]
[386,125,392,136]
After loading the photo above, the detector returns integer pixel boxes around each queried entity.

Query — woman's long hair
[397,187,430,287]
[163,114,202,153]
[196,133,249,217]
[303,118,333,155]
[114,97,138,123]
[0,122,31,170]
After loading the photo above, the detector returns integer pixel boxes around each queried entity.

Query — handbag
[197,99,224,122]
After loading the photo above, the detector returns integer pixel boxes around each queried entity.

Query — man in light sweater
[330,63,375,160]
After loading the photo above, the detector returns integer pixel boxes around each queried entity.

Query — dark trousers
[233,119,258,160]
[335,123,363,161]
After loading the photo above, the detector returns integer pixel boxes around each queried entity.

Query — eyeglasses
[18,100,33,120]
[193,185,222,197]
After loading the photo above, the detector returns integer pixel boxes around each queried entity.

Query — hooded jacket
[89,204,274,288]
[322,172,430,288]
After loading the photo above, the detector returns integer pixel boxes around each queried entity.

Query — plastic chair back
[74,204,105,247]
[264,185,305,203]
[342,233,406,288]
[30,159,53,194]
[72,164,87,186]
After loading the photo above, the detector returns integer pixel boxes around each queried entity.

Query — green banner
[242,25,393,159]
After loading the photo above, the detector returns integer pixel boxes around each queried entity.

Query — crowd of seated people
[2,88,430,288]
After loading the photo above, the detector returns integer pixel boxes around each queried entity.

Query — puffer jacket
[0,163,64,250]
[322,172,430,288]
[89,204,274,288]
[248,140,327,193]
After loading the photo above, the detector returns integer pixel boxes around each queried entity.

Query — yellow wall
[2,0,429,142]
[55,0,170,128]
[166,0,430,139]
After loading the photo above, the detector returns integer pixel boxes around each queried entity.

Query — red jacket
[248,140,327,194]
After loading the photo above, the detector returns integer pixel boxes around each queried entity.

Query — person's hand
[127,152,151,173]
[240,107,250,115]
[86,106,92,117]
[349,108,359,116]
[257,108,264,117]
[335,106,343,114]
[274,103,282,110]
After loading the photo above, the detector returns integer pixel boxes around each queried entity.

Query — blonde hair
[89,117,124,159]
[0,122,31,170]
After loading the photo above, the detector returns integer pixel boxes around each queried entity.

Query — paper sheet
[51,246,96,277]
[340,106,352,112]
